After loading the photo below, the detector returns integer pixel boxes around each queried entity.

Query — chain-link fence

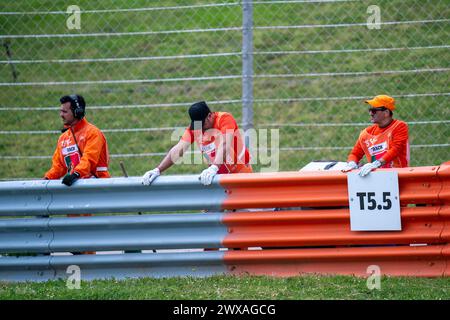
[0,0,448,180]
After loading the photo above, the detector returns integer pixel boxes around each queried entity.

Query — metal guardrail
[0,175,225,216]
[0,165,449,281]
[0,212,227,253]
[0,251,227,282]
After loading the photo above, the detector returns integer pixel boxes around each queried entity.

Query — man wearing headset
[44,94,110,185]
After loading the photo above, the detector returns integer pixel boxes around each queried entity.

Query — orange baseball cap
[364,95,396,111]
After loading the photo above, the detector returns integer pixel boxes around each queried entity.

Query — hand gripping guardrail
[0,165,448,281]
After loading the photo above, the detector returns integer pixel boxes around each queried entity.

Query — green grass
[1,275,449,300]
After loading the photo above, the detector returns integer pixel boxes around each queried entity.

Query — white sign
[347,171,401,231]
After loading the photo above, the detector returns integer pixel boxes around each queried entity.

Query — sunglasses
[368,107,387,113]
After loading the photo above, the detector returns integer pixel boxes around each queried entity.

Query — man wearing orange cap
[342,95,409,177]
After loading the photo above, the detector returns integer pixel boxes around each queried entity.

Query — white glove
[142,168,160,185]
[341,161,359,172]
[199,165,219,186]
[359,160,382,177]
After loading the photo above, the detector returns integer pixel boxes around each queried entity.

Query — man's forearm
[157,145,184,173]
[157,153,174,173]
[212,135,232,167]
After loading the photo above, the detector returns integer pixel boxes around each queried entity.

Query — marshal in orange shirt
[45,118,110,179]
[347,119,409,168]
[181,112,252,174]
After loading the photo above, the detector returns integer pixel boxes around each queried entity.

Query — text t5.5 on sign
[347,171,401,231]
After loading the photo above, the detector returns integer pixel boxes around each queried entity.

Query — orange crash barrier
[220,166,447,210]
[218,164,450,277]
[224,245,449,277]
[222,206,450,248]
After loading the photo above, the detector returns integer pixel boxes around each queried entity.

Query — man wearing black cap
[142,101,252,186]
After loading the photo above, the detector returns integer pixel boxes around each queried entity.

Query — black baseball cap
[189,101,211,130]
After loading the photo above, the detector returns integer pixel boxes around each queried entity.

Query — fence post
[242,0,254,148]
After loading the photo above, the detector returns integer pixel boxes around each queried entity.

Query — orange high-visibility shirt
[45,118,110,179]
[347,119,409,168]
[181,112,252,174]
